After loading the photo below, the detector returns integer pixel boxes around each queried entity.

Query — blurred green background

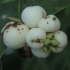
[0,0,70,70]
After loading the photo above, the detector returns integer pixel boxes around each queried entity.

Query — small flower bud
[46,33,54,39]
[44,39,51,46]
[50,46,56,52]
[51,39,58,46]
[42,46,48,52]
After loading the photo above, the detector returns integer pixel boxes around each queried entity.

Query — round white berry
[54,31,68,48]
[34,6,46,17]
[31,48,51,58]
[21,6,47,28]
[38,15,60,32]
[2,21,29,49]
[26,28,46,49]
[1,22,13,33]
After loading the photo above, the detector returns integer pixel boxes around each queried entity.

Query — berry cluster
[1,6,68,58]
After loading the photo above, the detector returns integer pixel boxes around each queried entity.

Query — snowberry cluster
[1,6,68,58]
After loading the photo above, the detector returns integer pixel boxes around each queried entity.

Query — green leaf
[40,0,70,14]
[0,0,15,4]
[39,0,70,14]
[0,59,2,70]
[0,44,6,58]
[19,0,70,14]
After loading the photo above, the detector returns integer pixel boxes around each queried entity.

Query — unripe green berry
[50,46,56,52]
[51,39,58,46]
[46,33,54,39]
[42,46,48,52]
[44,39,51,46]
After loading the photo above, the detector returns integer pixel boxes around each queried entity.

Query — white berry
[2,21,29,49]
[54,31,68,48]
[21,6,47,28]
[38,15,60,32]
[26,28,46,49]
[31,48,51,58]
[34,6,46,17]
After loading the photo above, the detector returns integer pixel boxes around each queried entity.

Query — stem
[18,0,21,19]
